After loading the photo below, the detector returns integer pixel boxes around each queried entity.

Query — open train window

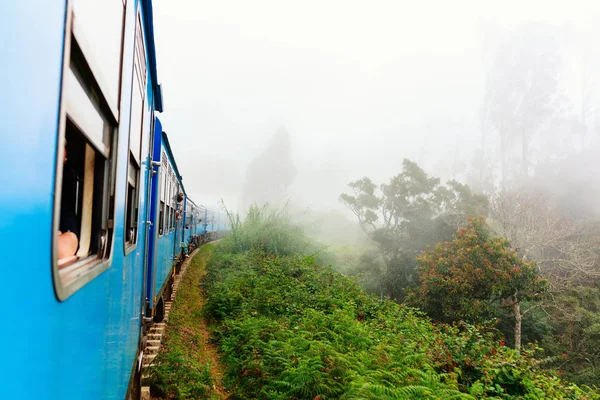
[170,187,174,231]
[125,154,139,247]
[158,167,163,236]
[124,12,147,251]
[166,206,170,233]
[185,205,192,229]
[159,201,165,235]
[159,153,168,236]
[171,206,175,230]
[53,3,123,300]
[165,175,170,234]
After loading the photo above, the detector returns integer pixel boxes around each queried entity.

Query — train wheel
[125,354,142,400]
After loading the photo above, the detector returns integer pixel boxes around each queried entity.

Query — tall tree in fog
[490,188,598,282]
[489,183,600,381]
[340,159,488,300]
[242,126,296,210]
[575,44,600,150]
[485,24,565,184]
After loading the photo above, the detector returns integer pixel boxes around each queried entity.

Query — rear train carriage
[184,199,207,248]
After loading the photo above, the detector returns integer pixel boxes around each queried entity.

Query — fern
[202,213,600,399]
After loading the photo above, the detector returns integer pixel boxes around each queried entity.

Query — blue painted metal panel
[156,231,175,291]
[0,1,164,398]
[0,1,231,398]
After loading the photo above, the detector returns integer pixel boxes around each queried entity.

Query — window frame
[52,3,123,301]
[124,153,140,253]
[158,150,167,236]
[123,9,147,255]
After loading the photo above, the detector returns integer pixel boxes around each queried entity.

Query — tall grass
[218,203,322,258]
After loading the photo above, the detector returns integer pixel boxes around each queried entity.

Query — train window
[171,206,175,230]
[165,177,170,234]
[165,202,170,234]
[159,153,167,236]
[165,169,171,233]
[185,205,192,229]
[159,201,165,235]
[170,182,175,230]
[171,182,177,231]
[124,13,146,250]
[125,155,139,246]
[170,184,175,230]
[167,206,172,233]
[71,0,123,114]
[53,4,123,300]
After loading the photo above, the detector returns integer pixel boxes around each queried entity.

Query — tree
[489,188,599,285]
[541,285,600,386]
[488,185,600,384]
[340,159,488,301]
[413,218,548,352]
[242,126,296,210]
[484,23,565,184]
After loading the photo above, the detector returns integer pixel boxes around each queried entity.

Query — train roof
[186,197,205,210]
[141,0,163,112]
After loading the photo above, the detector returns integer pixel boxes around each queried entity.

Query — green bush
[204,249,598,399]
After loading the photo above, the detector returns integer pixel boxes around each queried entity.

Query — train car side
[1,0,166,398]
[1,1,229,398]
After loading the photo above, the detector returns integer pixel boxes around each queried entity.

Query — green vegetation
[220,204,318,258]
[540,285,600,386]
[341,160,600,389]
[144,245,223,399]
[340,159,488,301]
[409,217,547,352]
[202,207,598,399]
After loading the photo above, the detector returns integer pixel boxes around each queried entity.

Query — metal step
[146,346,160,355]
[142,353,157,365]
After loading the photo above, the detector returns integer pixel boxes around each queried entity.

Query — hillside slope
[203,247,598,399]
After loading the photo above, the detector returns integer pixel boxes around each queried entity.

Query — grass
[144,244,227,400]
[219,204,318,258]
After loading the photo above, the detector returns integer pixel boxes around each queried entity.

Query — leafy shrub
[204,248,598,399]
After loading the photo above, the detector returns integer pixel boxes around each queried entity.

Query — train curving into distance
[1,1,229,398]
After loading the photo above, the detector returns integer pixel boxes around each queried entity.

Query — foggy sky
[153,0,600,213]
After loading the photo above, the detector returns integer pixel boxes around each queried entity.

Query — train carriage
[145,128,188,322]
[0,1,227,399]
[0,0,162,397]
[183,199,207,249]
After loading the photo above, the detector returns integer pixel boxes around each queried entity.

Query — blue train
[0,1,229,398]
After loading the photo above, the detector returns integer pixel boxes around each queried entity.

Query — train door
[140,116,155,320]
[172,185,183,266]
[144,117,163,319]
